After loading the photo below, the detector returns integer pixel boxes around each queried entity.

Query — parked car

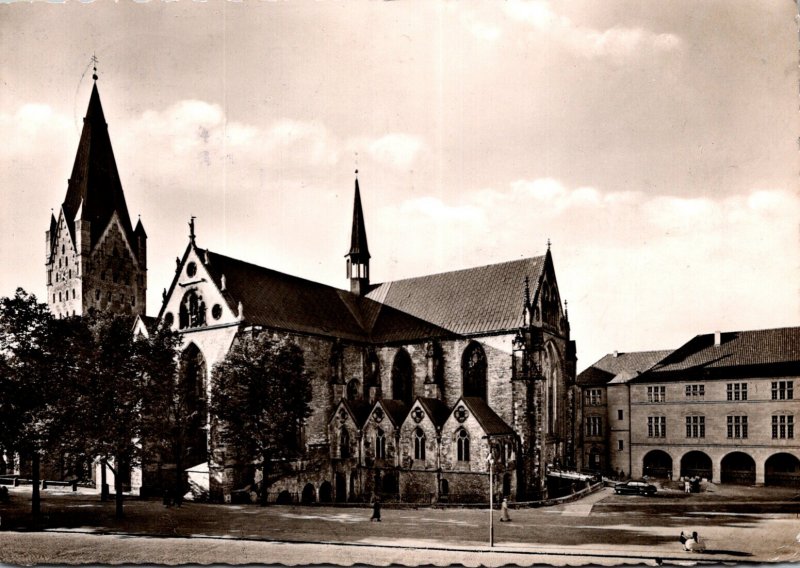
[614,480,657,495]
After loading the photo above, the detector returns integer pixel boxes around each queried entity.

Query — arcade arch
[721,452,756,485]
[681,451,712,480]
[765,452,800,487]
[643,449,672,479]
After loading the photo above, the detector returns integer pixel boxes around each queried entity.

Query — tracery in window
[179,289,207,329]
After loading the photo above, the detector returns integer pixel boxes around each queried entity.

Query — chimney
[714,330,721,346]
[613,350,619,358]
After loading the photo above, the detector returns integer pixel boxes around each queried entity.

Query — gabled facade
[578,327,800,487]
[148,174,578,503]
[45,79,146,319]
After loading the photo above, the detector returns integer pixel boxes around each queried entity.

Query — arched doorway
[301,483,316,504]
[721,452,756,485]
[643,450,672,479]
[391,349,414,407]
[349,471,356,502]
[462,342,487,399]
[765,453,800,487]
[681,451,712,480]
[335,472,347,502]
[319,481,333,503]
[276,490,292,504]
[503,473,512,497]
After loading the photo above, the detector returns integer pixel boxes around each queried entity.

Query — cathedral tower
[45,73,146,318]
[345,171,370,296]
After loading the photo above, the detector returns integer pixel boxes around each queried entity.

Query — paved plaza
[2,483,800,565]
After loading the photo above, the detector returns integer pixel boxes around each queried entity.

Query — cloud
[372,179,799,368]
[502,0,683,59]
[346,133,425,170]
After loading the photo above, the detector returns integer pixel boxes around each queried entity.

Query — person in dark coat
[370,497,381,522]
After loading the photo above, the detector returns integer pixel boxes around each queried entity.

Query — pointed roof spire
[61,74,133,248]
[348,171,370,259]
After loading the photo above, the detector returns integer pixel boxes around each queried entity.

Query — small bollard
[72,480,78,492]
[13,478,19,487]
[42,480,47,490]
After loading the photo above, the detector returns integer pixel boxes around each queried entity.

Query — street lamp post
[488,454,494,547]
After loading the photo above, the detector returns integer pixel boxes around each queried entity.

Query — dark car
[614,480,657,495]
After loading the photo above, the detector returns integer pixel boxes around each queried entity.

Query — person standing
[500,498,511,522]
[370,497,381,522]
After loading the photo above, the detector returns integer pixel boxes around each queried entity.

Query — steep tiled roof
[344,399,372,427]
[461,397,514,436]
[640,327,800,380]
[201,250,373,342]
[417,397,450,427]
[61,83,134,249]
[366,257,545,336]
[376,400,409,427]
[577,350,672,387]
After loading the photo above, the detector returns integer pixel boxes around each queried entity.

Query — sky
[0,1,797,371]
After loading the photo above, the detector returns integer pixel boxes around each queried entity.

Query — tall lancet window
[391,349,413,407]
[462,342,487,399]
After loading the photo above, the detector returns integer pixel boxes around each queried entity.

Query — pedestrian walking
[684,480,691,493]
[500,498,511,522]
[370,497,381,522]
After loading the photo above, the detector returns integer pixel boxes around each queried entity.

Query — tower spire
[346,170,371,295]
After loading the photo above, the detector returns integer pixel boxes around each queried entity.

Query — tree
[0,289,89,521]
[210,333,312,505]
[78,312,177,519]
[137,326,191,502]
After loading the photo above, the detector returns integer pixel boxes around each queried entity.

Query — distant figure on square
[370,497,381,522]
[500,498,512,522]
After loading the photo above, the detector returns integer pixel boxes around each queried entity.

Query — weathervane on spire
[547,238,551,251]
[355,152,359,178]
[91,53,99,82]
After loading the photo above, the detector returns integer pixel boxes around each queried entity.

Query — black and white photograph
[0,1,798,565]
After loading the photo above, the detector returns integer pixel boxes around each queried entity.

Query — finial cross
[91,54,99,81]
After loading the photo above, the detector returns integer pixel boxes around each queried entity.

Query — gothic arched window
[414,427,426,460]
[179,343,208,466]
[391,349,414,407]
[179,289,207,329]
[457,428,470,462]
[542,342,561,435]
[462,342,487,399]
[375,428,386,459]
[340,428,350,459]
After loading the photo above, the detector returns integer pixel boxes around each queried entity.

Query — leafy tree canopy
[210,333,311,502]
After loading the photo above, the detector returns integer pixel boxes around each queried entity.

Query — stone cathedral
[48,79,579,503]
[152,177,579,503]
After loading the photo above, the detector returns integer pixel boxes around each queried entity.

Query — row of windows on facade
[52,289,137,307]
[338,426,511,464]
[585,414,795,440]
[585,382,794,405]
